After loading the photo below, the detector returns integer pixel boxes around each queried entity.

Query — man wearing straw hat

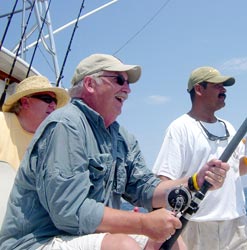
[0,75,70,170]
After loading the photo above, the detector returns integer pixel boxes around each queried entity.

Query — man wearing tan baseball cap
[153,66,247,250]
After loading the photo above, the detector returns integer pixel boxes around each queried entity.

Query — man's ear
[84,76,96,93]
[194,84,203,96]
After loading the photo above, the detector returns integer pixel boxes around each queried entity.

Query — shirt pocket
[88,154,113,200]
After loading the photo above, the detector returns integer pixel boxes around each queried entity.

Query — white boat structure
[0,0,118,109]
[0,46,40,103]
[0,47,40,82]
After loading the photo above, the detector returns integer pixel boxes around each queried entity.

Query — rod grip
[159,216,188,250]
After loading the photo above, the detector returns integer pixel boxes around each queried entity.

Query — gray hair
[68,80,84,98]
[68,72,103,98]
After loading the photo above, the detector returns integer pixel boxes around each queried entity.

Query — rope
[26,0,52,77]
[0,0,19,51]
[0,0,36,108]
[56,0,86,87]
[113,0,172,55]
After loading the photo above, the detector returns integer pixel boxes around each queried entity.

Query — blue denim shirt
[0,99,161,250]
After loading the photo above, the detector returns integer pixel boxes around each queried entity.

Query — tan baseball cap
[187,66,235,92]
[71,53,141,85]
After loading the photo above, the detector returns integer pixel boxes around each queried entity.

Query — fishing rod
[0,0,18,51]
[160,117,247,250]
[56,0,85,87]
[0,0,36,108]
[26,0,52,77]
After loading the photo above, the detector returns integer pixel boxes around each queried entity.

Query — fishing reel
[166,185,192,215]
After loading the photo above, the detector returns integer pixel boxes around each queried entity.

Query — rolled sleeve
[120,128,161,211]
[35,120,104,235]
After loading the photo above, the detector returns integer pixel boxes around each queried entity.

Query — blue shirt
[0,99,160,250]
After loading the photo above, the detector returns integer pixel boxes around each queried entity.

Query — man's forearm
[96,206,144,234]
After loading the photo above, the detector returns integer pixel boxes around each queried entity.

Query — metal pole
[24,0,119,50]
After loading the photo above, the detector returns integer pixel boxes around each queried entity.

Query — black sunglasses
[29,94,57,104]
[99,74,129,86]
[198,119,230,141]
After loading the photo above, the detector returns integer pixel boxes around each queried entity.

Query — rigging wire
[26,0,52,77]
[0,0,36,108]
[6,0,36,78]
[56,0,86,87]
[0,7,31,19]
[0,0,32,19]
[113,0,172,56]
[39,46,54,70]
[0,0,19,51]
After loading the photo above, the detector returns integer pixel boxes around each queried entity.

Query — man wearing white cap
[153,66,247,250]
[0,56,229,250]
[0,75,70,170]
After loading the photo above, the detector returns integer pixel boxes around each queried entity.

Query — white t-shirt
[153,114,246,221]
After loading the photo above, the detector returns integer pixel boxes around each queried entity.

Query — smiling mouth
[115,97,124,103]
[115,94,127,103]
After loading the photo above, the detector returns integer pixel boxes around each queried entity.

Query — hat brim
[2,87,70,112]
[104,64,141,83]
[206,76,235,86]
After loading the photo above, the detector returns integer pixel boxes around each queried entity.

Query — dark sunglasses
[29,94,57,104]
[99,74,129,86]
[198,119,230,141]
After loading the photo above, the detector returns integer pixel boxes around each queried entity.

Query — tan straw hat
[2,75,70,112]
[71,53,141,85]
[187,66,235,92]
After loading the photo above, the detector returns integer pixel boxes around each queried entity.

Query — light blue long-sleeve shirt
[0,99,160,250]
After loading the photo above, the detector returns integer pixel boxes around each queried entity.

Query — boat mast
[7,0,119,86]
[35,0,60,83]
[14,0,60,85]
[25,0,119,49]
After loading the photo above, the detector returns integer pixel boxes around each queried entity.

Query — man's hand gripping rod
[160,117,247,250]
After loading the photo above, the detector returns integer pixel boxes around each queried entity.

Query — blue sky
[1,0,247,183]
